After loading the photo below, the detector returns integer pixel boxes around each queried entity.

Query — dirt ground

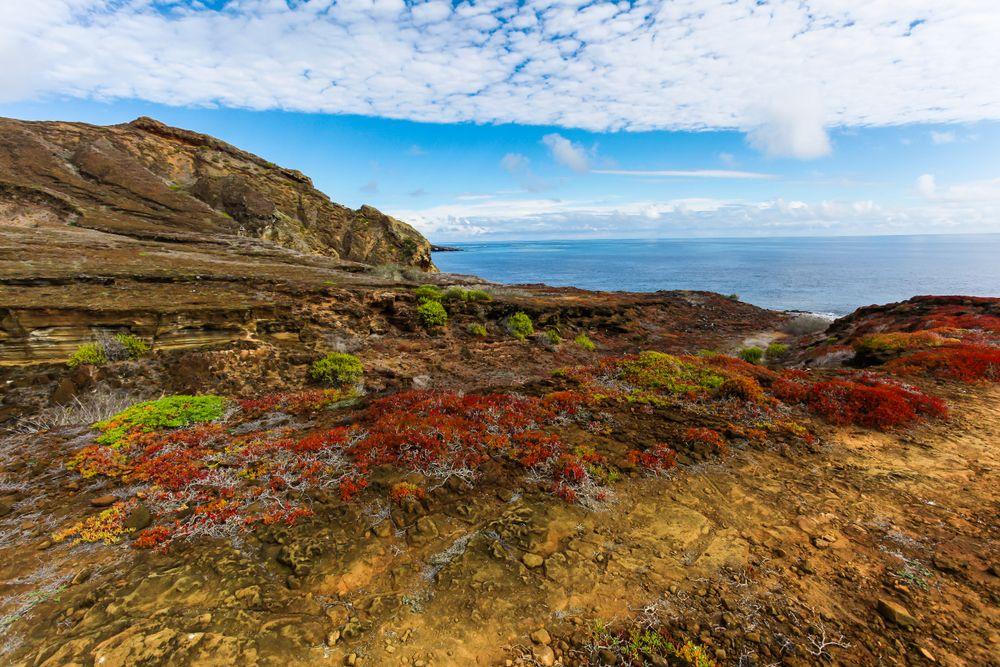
[1,346,996,667]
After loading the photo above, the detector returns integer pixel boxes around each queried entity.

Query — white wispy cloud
[542,133,591,171]
[592,169,774,179]
[2,0,998,144]
[930,130,956,145]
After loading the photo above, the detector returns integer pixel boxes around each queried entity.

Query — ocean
[432,234,1000,316]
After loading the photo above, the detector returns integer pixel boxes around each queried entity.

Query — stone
[91,494,118,508]
[125,504,152,532]
[532,645,555,666]
[235,586,262,608]
[530,628,551,645]
[877,598,917,628]
[522,553,544,568]
[416,517,437,536]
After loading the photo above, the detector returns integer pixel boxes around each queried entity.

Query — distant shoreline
[430,244,464,252]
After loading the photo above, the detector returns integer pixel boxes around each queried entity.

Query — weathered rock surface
[0,116,433,271]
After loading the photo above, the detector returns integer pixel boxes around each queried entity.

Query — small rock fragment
[530,628,551,645]
[90,494,117,508]
[877,598,917,628]
[522,553,544,568]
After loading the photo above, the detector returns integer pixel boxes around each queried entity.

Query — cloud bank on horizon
[2,0,999,239]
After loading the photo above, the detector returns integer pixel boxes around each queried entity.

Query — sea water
[432,234,1000,316]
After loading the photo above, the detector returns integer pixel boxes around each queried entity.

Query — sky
[2,1,1000,242]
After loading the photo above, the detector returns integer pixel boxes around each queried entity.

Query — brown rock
[522,553,544,568]
[90,494,118,508]
[532,645,555,666]
[530,628,551,645]
[877,598,917,628]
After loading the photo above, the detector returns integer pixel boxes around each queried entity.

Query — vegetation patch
[238,388,358,417]
[310,352,364,387]
[467,323,488,337]
[413,284,443,302]
[737,346,764,364]
[417,300,449,328]
[574,333,596,351]
[506,311,534,340]
[94,395,226,448]
[443,286,491,302]
[67,343,107,368]
[804,376,947,430]
[885,343,1000,383]
[765,342,789,359]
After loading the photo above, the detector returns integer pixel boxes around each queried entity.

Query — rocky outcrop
[0,116,434,269]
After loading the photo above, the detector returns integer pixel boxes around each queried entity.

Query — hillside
[0,116,433,269]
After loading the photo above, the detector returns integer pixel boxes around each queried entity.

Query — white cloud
[500,153,529,174]
[541,133,590,172]
[592,169,773,179]
[746,97,832,160]
[916,173,937,198]
[3,0,997,138]
[930,130,956,144]
[917,173,1000,203]
[394,181,1000,241]
[500,152,548,192]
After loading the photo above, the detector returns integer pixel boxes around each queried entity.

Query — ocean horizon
[432,233,1000,316]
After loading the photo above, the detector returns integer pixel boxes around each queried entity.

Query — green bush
[467,323,487,337]
[443,287,492,303]
[310,353,364,387]
[574,333,596,351]
[67,343,107,368]
[737,347,764,365]
[95,395,226,447]
[414,285,443,302]
[543,329,562,345]
[506,312,534,340]
[766,342,789,359]
[115,333,150,359]
[727,293,740,301]
[417,300,448,328]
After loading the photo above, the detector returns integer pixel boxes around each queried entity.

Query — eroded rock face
[0,115,434,270]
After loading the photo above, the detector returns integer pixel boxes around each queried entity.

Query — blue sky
[3,1,999,241]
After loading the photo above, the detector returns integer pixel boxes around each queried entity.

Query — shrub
[765,342,789,359]
[727,293,740,301]
[543,329,562,345]
[770,376,810,403]
[67,343,107,368]
[443,287,491,302]
[389,481,426,504]
[737,347,764,364]
[885,343,1000,383]
[506,312,534,340]
[310,353,364,387]
[94,395,227,447]
[414,284,443,302]
[417,300,448,328]
[683,427,726,454]
[627,444,677,473]
[807,377,947,430]
[467,323,488,337]
[574,333,596,351]
[114,332,150,359]
[715,376,766,403]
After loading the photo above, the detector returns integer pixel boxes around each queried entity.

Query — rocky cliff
[0,116,434,270]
